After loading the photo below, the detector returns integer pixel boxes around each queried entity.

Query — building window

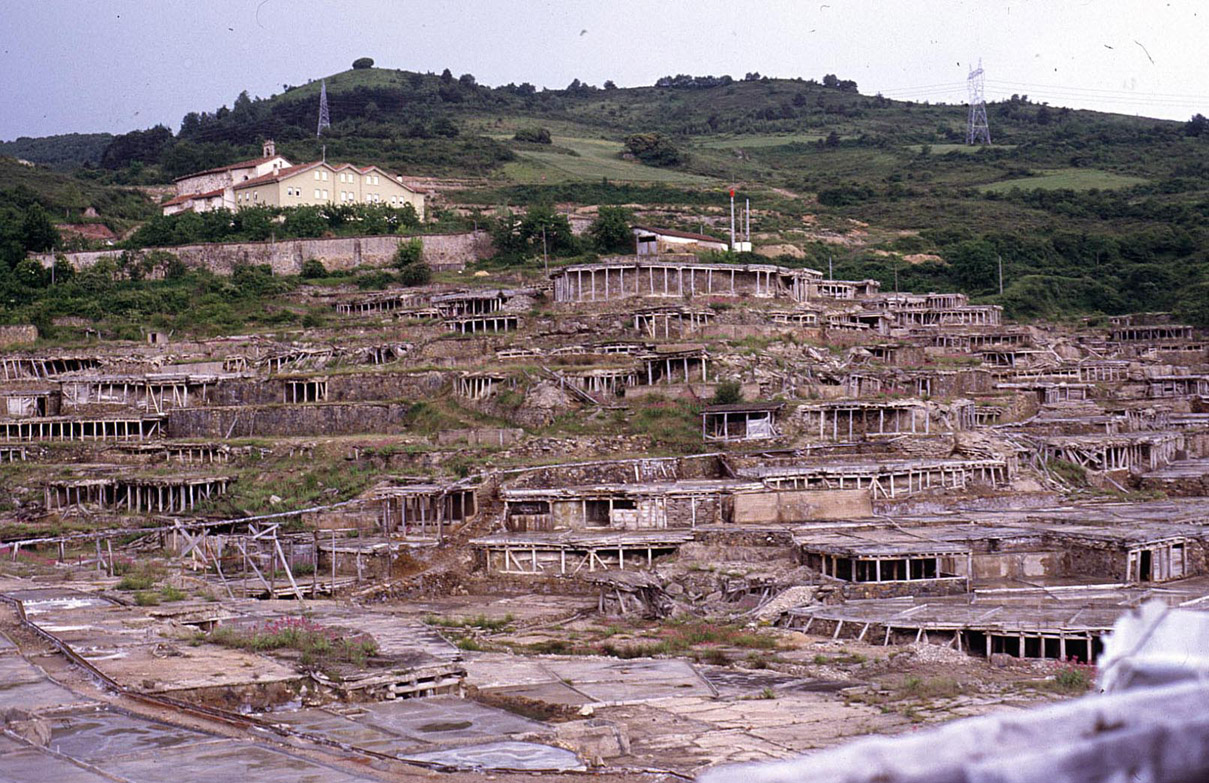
[314,189,320,199]
[321,171,328,181]
[323,189,328,199]
[314,171,320,180]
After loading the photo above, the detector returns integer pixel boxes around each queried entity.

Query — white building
[163,140,291,215]
[633,225,730,255]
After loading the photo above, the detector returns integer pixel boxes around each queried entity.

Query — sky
[3,0,1209,141]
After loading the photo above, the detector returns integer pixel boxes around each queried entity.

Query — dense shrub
[300,258,327,279]
[513,127,552,144]
[623,132,685,167]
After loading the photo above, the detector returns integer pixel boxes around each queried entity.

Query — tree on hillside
[822,73,859,92]
[490,206,578,261]
[232,90,253,116]
[521,204,578,256]
[1186,113,1209,137]
[588,206,633,254]
[513,127,552,144]
[352,57,374,69]
[21,204,59,254]
[0,190,59,267]
[99,125,174,170]
[623,132,685,167]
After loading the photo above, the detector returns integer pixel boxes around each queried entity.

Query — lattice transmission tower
[966,60,991,145]
[317,80,331,137]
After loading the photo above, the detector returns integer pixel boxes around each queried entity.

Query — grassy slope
[500,136,714,184]
[0,158,157,227]
[981,168,1149,193]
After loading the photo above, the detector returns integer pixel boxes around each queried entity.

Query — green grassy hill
[5,66,1209,324]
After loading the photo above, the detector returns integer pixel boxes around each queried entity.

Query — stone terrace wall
[210,371,448,407]
[0,325,37,346]
[35,231,492,275]
[508,454,723,489]
[167,402,410,438]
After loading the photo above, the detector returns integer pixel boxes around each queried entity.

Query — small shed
[633,225,729,255]
[701,402,784,442]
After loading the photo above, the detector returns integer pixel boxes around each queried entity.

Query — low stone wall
[167,402,411,438]
[508,454,723,489]
[210,371,447,407]
[732,488,872,523]
[0,325,37,346]
[35,231,493,275]
[435,428,525,447]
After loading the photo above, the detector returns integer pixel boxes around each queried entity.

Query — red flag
[729,188,735,198]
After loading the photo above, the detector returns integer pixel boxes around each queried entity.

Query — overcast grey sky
[3,0,1208,140]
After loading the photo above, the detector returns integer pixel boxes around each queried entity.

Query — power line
[985,79,1209,101]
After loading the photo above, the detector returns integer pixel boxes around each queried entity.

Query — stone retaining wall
[167,402,411,438]
[35,231,493,275]
[0,325,37,346]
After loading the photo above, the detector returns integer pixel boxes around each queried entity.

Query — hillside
[0,132,113,169]
[5,66,1209,322]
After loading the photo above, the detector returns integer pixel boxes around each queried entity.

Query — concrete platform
[400,739,585,772]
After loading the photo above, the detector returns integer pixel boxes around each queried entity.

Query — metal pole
[729,189,735,250]
[745,198,750,242]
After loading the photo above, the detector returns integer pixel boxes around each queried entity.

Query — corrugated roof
[633,224,728,244]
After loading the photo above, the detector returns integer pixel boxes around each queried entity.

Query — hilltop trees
[99,125,174,170]
[654,74,733,89]
[822,73,859,92]
[1185,113,1209,137]
[352,57,374,69]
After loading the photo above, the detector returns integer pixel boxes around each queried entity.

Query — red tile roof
[231,161,323,191]
[162,188,225,207]
[231,161,415,193]
[173,155,288,182]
